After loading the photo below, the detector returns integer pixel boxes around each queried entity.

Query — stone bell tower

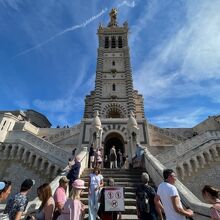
[84,8,145,119]
[81,9,148,159]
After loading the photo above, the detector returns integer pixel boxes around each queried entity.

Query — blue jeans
[88,189,100,220]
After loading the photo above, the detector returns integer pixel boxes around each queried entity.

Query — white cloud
[150,108,207,128]
[14,100,30,109]
[134,0,220,112]
[0,0,20,11]
[130,0,159,47]
[12,7,108,58]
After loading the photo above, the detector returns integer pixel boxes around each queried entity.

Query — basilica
[0,9,219,219]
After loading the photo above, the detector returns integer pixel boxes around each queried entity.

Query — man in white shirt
[155,169,194,220]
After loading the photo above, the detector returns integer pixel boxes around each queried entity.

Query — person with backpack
[136,173,162,220]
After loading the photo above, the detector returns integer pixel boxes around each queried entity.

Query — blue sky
[0,0,220,128]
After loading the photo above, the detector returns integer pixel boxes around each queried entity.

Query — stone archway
[104,132,125,159]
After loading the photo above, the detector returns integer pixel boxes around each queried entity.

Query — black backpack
[136,185,150,213]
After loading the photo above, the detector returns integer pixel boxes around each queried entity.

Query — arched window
[118,36,123,48]
[112,84,116,91]
[112,61,115,66]
[111,36,116,48]
[105,37,109,48]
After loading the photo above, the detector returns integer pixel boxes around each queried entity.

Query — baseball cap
[59,176,69,184]
[21,179,35,191]
[0,182,6,191]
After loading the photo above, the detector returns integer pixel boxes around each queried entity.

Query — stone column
[91,111,102,150]
[127,111,140,161]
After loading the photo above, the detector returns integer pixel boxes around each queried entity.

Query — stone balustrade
[156,130,220,179]
[9,148,88,219]
[0,143,61,178]
[4,130,71,166]
[175,130,220,155]
[143,148,211,220]
[44,125,81,143]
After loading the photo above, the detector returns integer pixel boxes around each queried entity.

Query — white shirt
[157,182,185,220]
[89,173,103,191]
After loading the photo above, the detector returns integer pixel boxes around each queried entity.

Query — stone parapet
[148,123,186,142]
[38,125,81,144]
[143,148,211,220]
[5,131,70,167]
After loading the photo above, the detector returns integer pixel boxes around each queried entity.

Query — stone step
[80,197,136,206]
[84,214,138,220]
[83,181,139,187]
[81,191,136,199]
[82,168,144,175]
[80,168,143,219]
[81,177,141,182]
[83,205,138,215]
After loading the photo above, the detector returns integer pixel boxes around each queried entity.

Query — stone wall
[193,116,220,134]
[182,160,220,201]
[148,125,178,146]
[165,128,193,138]
[0,160,52,204]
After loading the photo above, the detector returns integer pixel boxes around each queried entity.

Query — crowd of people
[88,144,128,169]
[1,145,220,220]
[136,169,220,220]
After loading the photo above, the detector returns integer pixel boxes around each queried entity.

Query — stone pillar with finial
[127,111,140,160]
[91,111,103,149]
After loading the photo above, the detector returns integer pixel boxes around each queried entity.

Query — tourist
[98,178,121,220]
[36,183,55,220]
[63,158,73,172]
[0,181,12,219]
[136,173,162,220]
[135,143,145,158]
[0,181,12,202]
[109,145,117,169]
[72,148,77,159]
[122,155,129,169]
[104,155,108,168]
[57,179,86,220]
[88,144,95,168]
[67,156,81,193]
[88,167,104,220]
[53,177,69,219]
[122,153,126,168]
[202,185,220,219]
[117,149,122,168]
[155,169,194,220]
[96,148,102,168]
[5,179,34,220]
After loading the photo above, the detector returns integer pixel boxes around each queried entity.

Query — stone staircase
[80,168,152,220]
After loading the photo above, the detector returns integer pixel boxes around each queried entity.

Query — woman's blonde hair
[69,188,82,200]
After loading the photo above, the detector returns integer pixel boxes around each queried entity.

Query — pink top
[54,186,67,206]
[96,150,102,162]
[57,199,85,220]
[210,202,220,220]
